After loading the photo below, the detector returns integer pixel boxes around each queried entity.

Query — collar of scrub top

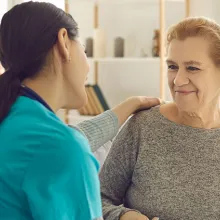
[20,84,54,113]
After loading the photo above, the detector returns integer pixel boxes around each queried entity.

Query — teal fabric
[0,96,102,220]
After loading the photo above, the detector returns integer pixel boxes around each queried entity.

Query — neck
[176,103,220,129]
[22,75,63,112]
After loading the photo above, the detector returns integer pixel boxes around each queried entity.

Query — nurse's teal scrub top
[0,96,102,220]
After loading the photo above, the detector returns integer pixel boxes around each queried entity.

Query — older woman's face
[167,37,220,112]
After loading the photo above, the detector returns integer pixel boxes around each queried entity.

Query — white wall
[189,0,220,23]
[69,0,185,107]
[190,0,215,18]
[5,0,220,107]
[22,0,64,9]
[0,1,8,22]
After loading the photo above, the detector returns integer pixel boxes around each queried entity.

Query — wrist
[126,97,141,114]
[111,97,139,127]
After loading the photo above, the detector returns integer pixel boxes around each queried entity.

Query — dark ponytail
[0,1,78,123]
[0,70,21,122]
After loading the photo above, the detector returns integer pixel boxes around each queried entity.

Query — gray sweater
[72,110,119,152]
[100,106,220,220]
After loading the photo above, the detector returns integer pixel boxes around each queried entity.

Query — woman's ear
[57,28,71,62]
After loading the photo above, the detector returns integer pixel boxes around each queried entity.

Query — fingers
[139,215,159,220]
[151,98,161,105]
[119,210,150,220]
[158,98,166,104]
[139,215,149,220]
[147,97,161,107]
[135,212,149,220]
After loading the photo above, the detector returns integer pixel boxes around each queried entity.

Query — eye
[168,65,178,70]
[187,66,200,71]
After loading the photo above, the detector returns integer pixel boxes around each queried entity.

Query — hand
[131,96,162,113]
[112,96,163,127]
[120,210,159,220]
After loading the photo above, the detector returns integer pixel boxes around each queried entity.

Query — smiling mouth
[175,91,196,95]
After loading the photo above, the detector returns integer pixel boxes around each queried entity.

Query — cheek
[85,58,90,75]
[167,72,175,88]
[204,83,220,100]
[80,52,90,76]
[211,75,220,93]
[191,75,220,102]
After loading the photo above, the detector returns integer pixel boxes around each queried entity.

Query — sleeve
[99,115,140,220]
[22,133,103,220]
[75,110,119,152]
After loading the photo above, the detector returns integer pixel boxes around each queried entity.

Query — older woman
[100,17,220,220]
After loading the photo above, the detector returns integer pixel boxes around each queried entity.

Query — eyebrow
[166,59,202,66]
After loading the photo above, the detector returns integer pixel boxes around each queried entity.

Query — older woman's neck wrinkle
[179,106,220,129]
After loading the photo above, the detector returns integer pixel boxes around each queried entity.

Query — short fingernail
[158,98,166,104]
[148,98,159,102]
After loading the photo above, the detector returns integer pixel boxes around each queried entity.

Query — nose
[174,69,189,86]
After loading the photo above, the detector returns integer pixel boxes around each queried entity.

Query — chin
[76,98,88,109]
[64,93,88,110]
[175,101,197,112]
[174,93,198,112]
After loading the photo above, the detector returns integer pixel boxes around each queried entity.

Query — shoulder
[23,125,98,180]
[124,103,176,132]
[114,106,160,143]
[126,106,162,129]
[10,96,92,160]
[36,120,92,165]
[133,106,160,122]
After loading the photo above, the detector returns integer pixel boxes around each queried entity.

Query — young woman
[0,2,160,220]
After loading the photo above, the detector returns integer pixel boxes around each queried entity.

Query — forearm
[75,98,139,151]
[111,97,140,127]
[73,97,163,152]
[112,97,163,127]
[75,110,119,152]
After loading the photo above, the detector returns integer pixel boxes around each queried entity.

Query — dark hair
[0,1,78,122]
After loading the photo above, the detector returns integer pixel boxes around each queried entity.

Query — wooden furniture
[64,0,190,124]
[159,0,190,100]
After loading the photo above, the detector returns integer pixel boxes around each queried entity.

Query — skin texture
[161,37,220,129]
[120,210,159,220]
[23,28,89,111]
